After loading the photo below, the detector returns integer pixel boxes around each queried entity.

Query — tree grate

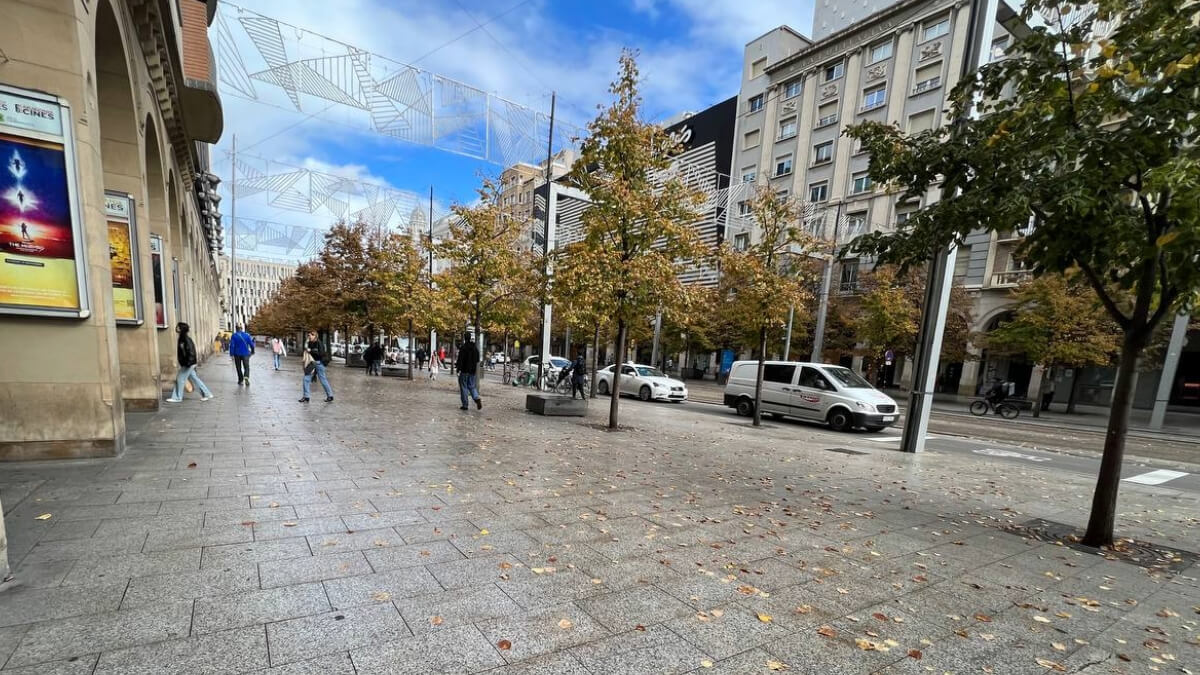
[1006,518,1197,574]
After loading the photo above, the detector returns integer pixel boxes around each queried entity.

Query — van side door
[794,366,835,421]
[759,363,798,415]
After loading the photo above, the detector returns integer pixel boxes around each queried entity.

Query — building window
[861,85,887,111]
[784,79,803,99]
[743,129,760,149]
[845,213,868,238]
[990,35,1010,61]
[751,57,768,79]
[922,15,950,42]
[851,172,873,194]
[775,154,793,177]
[748,94,764,112]
[813,141,833,164]
[868,40,893,64]
[816,101,839,128]
[809,181,829,202]
[913,62,942,94]
[778,117,797,140]
[805,214,826,236]
[823,60,845,82]
[737,201,751,215]
[896,211,913,226]
[839,259,860,293]
[907,109,936,133]
[742,166,757,183]
[734,232,750,250]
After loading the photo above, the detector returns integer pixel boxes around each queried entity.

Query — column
[1026,364,1045,416]
[1150,312,1189,428]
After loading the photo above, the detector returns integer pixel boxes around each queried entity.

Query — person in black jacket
[363,341,383,376]
[300,331,334,403]
[455,331,482,410]
[166,322,213,402]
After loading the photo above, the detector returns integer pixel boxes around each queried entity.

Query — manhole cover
[825,447,869,456]
[1007,518,1197,574]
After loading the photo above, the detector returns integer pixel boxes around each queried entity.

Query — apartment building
[219,256,297,330]
[498,149,576,252]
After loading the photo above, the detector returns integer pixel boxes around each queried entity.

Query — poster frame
[105,190,142,325]
[149,233,167,328]
[0,83,91,318]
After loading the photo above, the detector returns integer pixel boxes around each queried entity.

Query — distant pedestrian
[166,322,213,403]
[363,341,383,376]
[568,353,587,400]
[229,324,255,385]
[416,347,427,370]
[1041,375,1056,411]
[455,332,481,410]
[270,336,286,370]
[428,350,440,381]
[300,331,334,403]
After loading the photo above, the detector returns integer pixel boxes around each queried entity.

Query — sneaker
[237,380,244,386]
[164,398,182,403]
[298,397,310,403]
[459,406,469,410]
[200,395,214,402]
[325,396,334,403]
[474,398,482,410]
[245,376,250,385]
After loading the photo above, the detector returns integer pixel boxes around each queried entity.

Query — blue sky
[214,0,815,258]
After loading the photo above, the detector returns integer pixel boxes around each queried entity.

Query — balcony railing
[816,114,839,128]
[991,269,1033,287]
[860,99,886,112]
[996,221,1037,242]
[838,281,860,295]
[913,77,941,94]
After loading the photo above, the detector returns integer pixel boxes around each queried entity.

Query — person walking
[363,341,383,376]
[455,332,482,410]
[300,331,334,403]
[567,353,588,400]
[165,322,213,403]
[428,349,440,381]
[230,324,255,385]
[270,336,286,371]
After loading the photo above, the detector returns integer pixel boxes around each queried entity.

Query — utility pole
[535,92,556,389]
[428,186,436,360]
[228,134,237,331]
[783,305,794,360]
[811,202,842,363]
[900,0,997,454]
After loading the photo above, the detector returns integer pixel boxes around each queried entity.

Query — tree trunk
[407,319,414,381]
[753,326,767,427]
[609,320,627,429]
[590,324,600,398]
[1066,367,1082,414]
[1081,328,1148,547]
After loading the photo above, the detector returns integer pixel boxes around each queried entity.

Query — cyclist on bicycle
[984,377,1008,409]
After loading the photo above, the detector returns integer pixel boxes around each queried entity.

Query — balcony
[991,269,1033,287]
[912,77,941,95]
[996,221,1036,242]
[860,100,887,113]
[816,114,839,128]
[838,281,860,295]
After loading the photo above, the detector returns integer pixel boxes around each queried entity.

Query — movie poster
[105,192,140,324]
[0,85,88,317]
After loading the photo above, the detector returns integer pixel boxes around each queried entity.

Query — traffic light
[194,172,223,254]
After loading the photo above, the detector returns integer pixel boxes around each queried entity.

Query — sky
[213,0,816,260]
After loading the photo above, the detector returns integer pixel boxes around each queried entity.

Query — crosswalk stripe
[1122,469,1189,485]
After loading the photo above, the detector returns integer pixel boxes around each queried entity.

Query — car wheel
[735,398,754,417]
[827,408,852,432]
[598,380,609,395]
[638,385,651,401]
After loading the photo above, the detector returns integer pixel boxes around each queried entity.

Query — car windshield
[824,366,872,389]
[550,358,570,368]
[635,366,665,377]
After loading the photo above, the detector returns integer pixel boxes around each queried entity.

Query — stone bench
[381,365,411,378]
[525,393,587,416]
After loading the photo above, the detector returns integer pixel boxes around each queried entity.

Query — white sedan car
[521,355,570,375]
[596,363,688,402]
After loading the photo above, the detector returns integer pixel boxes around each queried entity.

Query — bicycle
[502,363,514,385]
[969,397,1020,419]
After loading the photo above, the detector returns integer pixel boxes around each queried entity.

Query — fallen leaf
[974,614,993,622]
[907,649,923,660]
[757,613,773,623]
[1052,642,1066,651]
[374,539,390,547]
[836,587,850,595]
[794,605,813,614]
[370,591,391,602]
[34,513,52,520]
[187,462,197,468]
[817,625,837,638]
[1034,658,1066,672]
[1156,608,1179,618]
[1033,615,1051,623]
[766,659,789,671]
[241,521,256,527]
[558,618,573,630]
[710,609,724,618]
[498,561,513,570]
[268,502,280,508]
[431,616,444,626]
[496,639,511,651]
[700,660,714,668]
[282,522,298,527]
[479,529,489,535]
[634,625,646,631]
[872,613,889,622]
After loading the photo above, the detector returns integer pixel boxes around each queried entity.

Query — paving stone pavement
[1,354,1197,674]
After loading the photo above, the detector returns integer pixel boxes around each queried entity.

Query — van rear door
[759,363,798,415]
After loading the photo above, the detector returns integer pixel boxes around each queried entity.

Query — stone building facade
[0,0,224,463]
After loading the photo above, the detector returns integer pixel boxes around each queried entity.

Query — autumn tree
[433,178,539,376]
[716,186,821,426]
[372,231,430,378]
[845,0,1200,545]
[551,242,619,395]
[566,51,705,429]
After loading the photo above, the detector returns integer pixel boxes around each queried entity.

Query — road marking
[862,435,940,443]
[1122,469,1189,486]
[972,448,1053,462]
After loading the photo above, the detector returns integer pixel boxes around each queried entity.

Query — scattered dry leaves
[817,625,837,638]
[496,639,511,651]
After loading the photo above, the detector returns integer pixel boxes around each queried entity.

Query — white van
[722,361,899,432]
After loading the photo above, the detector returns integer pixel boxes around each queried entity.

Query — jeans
[458,373,480,408]
[172,365,212,399]
[233,355,250,382]
[303,362,333,398]
[273,352,282,370]
[368,360,381,376]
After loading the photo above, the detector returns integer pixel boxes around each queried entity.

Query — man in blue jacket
[230,324,255,385]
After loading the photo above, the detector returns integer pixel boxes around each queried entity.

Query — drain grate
[1006,518,1198,574]
[825,447,869,456]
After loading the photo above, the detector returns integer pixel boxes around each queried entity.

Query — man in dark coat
[455,332,482,410]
